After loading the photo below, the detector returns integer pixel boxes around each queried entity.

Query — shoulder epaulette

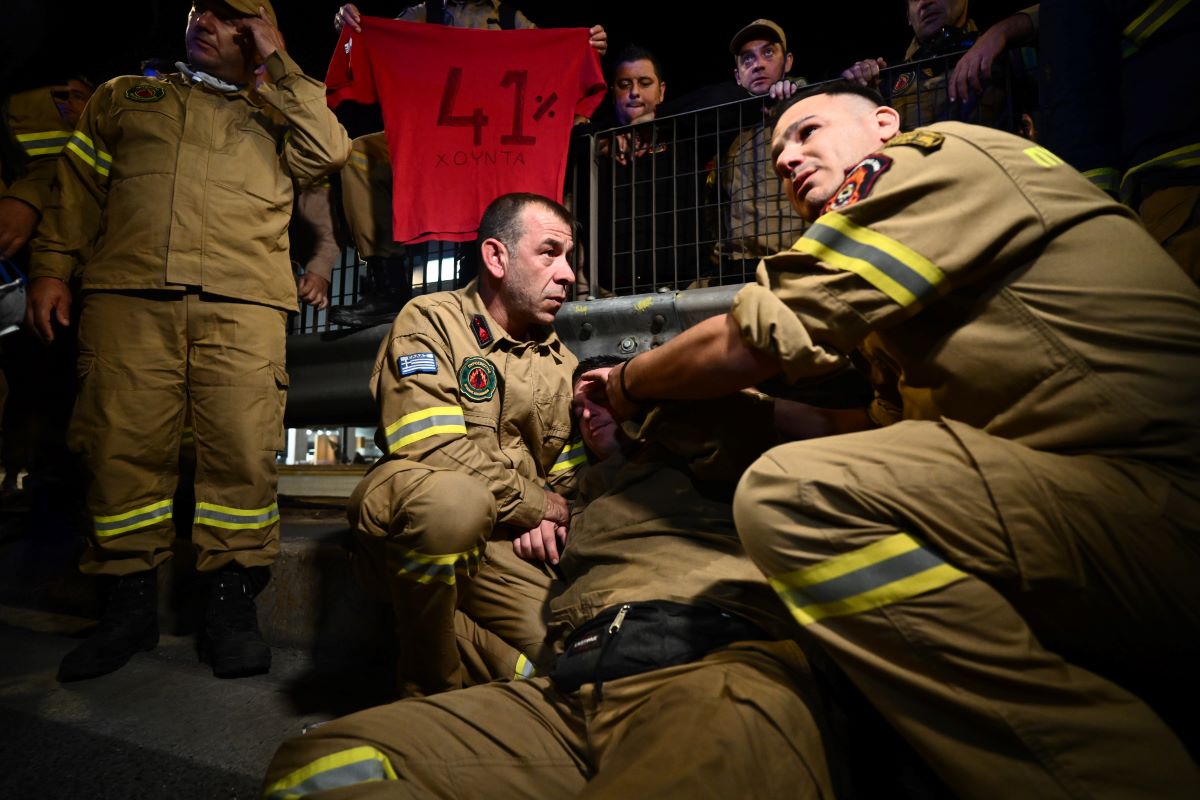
[884,130,945,153]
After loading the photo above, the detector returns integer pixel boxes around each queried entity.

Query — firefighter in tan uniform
[263,363,837,799]
[1,82,81,499]
[25,0,351,682]
[349,192,583,697]
[584,81,1200,797]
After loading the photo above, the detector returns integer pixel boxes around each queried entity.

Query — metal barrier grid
[292,47,1036,336]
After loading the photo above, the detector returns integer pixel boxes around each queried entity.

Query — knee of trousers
[357,467,497,556]
[734,450,829,577]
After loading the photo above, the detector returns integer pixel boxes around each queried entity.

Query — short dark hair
[610,44,665,84]
[770,79,887,132]
[476,192,575,255]
[572,354,626,385]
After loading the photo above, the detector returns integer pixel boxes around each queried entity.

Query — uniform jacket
[369,281,581,530]
[723,117,810,260]
[731,122,1200,487]
[31,51,351,312]
[549,393,794,648]
[1040,0,1200,201]
[1,86,72,216]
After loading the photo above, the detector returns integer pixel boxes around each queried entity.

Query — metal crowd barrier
[283,46,1038,438]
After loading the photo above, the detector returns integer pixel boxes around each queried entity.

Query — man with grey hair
[348,191,583,698]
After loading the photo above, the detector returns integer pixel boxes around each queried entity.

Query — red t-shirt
[327,18,604,243]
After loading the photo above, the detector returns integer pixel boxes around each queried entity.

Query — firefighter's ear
[480,237,507,281]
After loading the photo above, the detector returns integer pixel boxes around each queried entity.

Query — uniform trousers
[262,639,833,799]
[349,461,557,695]
[1140,185,1200,283]
[734,419,1200,799]
[341,132,403,261]
[71,291,287,576]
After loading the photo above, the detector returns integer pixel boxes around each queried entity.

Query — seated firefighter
[262,357,846,799]
[347,192,583,698]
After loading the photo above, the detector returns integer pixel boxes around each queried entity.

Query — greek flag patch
[398,352,438,377]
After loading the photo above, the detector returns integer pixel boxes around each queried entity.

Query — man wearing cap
[26,0,351,682]
[717,19,809,282]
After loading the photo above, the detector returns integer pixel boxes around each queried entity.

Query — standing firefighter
[26,0,350,681]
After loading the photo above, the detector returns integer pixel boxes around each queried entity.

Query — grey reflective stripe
[94,503,173,534]
[398,557,458,582]
[396,548,482,584]
[805,222,939,307]
[67,132,112,171]
[386,412,465,450]
[20,133,69,153]
[1122,0,1192,57]
[554,440,583,465]
[515,655,536,678]
[266,758,391,799]
[791,545,947,606]
[194,504,279,527]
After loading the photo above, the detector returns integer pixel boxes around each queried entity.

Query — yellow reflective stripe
[549,439,585,474]
[16,130,70,156]
[795,212,945,309]
[194,501,280,531]
[513,653,536,680]
[15,130,69,142]
[1082,167,1120,193]
[1023,146,1065,168]
[394,543,482,586]
[769,533,968,626]
[94,499,173,537]
[1122,0,1191,56]
[348,150,370,172]
[180,426,195,445]
[65,130,112,177]
[384,406,466,453]
[263,745,398,799]
[1120,142,1200,201]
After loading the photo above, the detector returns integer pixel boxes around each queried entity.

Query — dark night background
[3,1,1034,101]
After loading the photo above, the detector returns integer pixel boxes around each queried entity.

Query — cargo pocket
[263,361,289,452]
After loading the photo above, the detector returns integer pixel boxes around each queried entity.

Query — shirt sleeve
[732,129,1050,382]
[259,50,352,188]
[373,313,549,529]
[28,84,112,282]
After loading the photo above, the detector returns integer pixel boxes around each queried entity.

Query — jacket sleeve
[258,50,352,188]
[2,88,72,215]
[28,84,111,281]
[732,129,1055,382]
[373,316,549,529]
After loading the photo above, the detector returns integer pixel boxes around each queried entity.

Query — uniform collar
[459,280,566,360]
[176,62,244,93]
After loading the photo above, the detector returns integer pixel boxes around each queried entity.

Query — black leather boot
[204,565,271,678]
[329,256,412,329]
[58,568,159,682]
